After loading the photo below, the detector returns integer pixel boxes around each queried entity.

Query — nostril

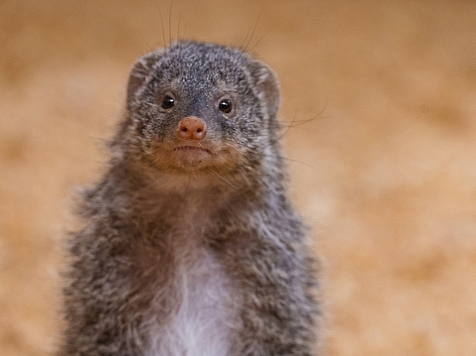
[177,116,207,140]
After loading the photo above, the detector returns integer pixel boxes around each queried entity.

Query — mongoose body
[61,41,319,356]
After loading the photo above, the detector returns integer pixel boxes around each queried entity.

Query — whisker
[280,115,331,130]
[132,42,152,57]
[207,168,238,189]
[277,108,298,142]
[197,142,208,151]
[177,12,182,42]
[247,29,270,54]
[266,103,330,148]
[280,102,329,129]
[136,168,170,194]
[154,1,167,48]
[279,125,319,134]
[182,21,189,40]
[182,173,192,201]
[240,23,254,51]
[152,152,163,164]
[243,9,263,53]
[261,153,318,172]
[168,0,173,46]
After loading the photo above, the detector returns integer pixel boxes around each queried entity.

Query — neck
[113,155,288,220]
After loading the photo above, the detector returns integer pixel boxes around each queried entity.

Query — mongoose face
[124,41,280,176]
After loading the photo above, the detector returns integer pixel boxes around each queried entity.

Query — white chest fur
[145,244,239,356]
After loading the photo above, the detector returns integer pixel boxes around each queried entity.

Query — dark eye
[161,94,175,110]
[218,99,232,114]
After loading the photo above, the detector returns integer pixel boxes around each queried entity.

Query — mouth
[172,145,211,166]
[173,145,211,154]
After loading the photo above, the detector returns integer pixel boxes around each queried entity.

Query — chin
[172,145,212,165]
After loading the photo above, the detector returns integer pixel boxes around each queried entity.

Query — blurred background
[1,0,476,355]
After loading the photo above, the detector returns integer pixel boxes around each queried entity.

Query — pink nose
[177,116,207,140]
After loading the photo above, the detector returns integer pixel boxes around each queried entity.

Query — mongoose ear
[249,60,281,118]
[126,50,163,107]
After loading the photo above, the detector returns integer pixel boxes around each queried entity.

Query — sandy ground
[1,0,476,355]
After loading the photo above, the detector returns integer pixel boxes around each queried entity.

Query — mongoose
[60,41,320,356]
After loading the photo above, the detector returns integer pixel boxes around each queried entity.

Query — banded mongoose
[60,41,320,356]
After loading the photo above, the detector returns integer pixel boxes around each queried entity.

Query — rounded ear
[249,59,281,119]
[126,50,164,108]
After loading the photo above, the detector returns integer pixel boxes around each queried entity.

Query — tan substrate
[1,1,476,355]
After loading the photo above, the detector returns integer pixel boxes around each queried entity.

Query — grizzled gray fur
[60,41,320,356]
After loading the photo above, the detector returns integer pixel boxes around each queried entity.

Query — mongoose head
[117,41,281,181]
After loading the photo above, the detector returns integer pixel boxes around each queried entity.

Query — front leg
[60,226,162,356]
[218,234,320,356]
